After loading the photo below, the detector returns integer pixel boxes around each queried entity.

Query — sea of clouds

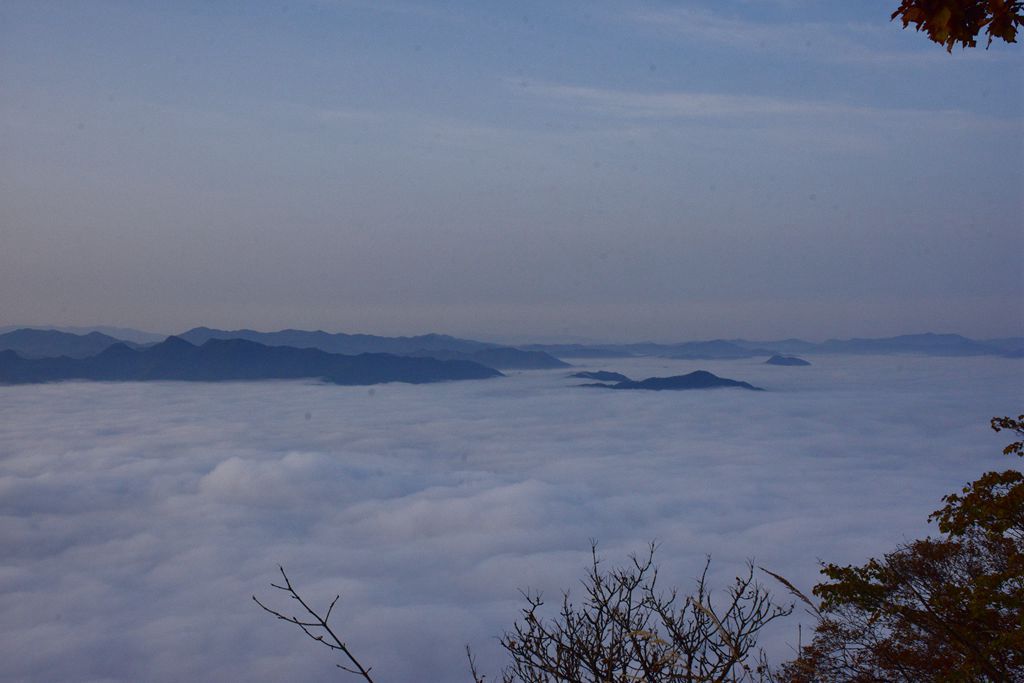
[1,354,1021,682]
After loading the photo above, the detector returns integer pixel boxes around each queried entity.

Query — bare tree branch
[253,566,377,683]
[499,543,793,683]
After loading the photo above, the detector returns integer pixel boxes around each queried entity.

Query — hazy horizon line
[2,322,1021,347]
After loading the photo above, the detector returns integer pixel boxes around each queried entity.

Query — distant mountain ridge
[178,327,566,369]
[4,326,1021,364]
[408,347,570,370]
[0,336,502,385]
[668,340,778,360]
[0,329,142,359]
[814,333,995,356]
[520,344,636,358]
[529,333,1023,359]
[0,325,165,344]
[178,327,496,355]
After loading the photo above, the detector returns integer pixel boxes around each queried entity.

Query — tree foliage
[779,415,1024,682]
[891,0,1023,50]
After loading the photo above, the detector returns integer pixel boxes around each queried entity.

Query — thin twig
[254,566,377,682]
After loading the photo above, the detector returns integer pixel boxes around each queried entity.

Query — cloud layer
[1,355,1021,681]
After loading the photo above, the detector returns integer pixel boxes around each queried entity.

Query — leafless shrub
[257,544,794,683]
[497,542,793,683]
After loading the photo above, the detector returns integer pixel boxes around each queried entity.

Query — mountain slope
[178,327,497,356]
[583,370,763,391]
[0,328,136,359]
[765,355,811,366]
[815,333,995,356]
[0,337,503,385]
[408,347,569,370]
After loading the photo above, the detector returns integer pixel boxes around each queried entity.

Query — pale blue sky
[2,0,1021,340]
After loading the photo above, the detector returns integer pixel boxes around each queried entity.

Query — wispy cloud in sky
[626,4,1012,65]
[511,80,1023,135]
[518,82,895,119]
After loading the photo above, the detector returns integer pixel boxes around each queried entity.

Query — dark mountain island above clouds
[0,328,142,359]
[578,370,763,392]
[569,371,632,382]
[765,355,811,366]
[0,337,502,386]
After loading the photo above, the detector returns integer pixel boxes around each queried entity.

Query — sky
[1,0,1022,341]
[1,355,1020,681]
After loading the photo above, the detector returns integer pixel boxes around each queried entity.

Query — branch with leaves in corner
[891,0,1023,50]
[777,414,1024,682]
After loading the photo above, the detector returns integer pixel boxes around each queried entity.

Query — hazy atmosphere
[2,0,1022,340]
[2,2,1023,682]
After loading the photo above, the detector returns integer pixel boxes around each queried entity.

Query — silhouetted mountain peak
[97,342,136,357]
[0,328,131,359]
[0,335,501,385]
[175,327,498,356]
[156,335,196,350]
[580,370,763,391]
